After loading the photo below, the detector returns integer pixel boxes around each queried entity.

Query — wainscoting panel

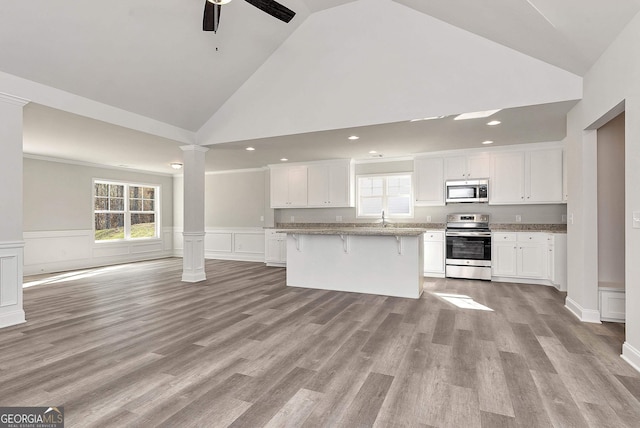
[0,242,25,327]
[174,228,265,263]
[23,228,174,275]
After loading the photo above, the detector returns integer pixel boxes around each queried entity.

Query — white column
[0,93,28,327]
[180,145,209,282]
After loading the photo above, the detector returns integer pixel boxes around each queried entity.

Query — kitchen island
[284,228,425,299]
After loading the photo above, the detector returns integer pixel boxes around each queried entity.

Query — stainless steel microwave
[445,179,489,203]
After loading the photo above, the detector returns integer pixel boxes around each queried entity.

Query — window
[357,174,413,218]
[94,180,159,241]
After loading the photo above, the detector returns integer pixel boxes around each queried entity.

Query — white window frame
[93,179,161,243]
[356,173,414,219]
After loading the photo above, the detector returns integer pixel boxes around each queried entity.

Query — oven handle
[445,231,492,237]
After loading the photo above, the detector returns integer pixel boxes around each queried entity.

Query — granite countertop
[270,222,566,233]
[490,223,567,233]
[282,227,427,237]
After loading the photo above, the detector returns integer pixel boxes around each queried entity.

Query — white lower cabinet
[265,230,287,266]
[492,232,554,282]
[424,231,445,277]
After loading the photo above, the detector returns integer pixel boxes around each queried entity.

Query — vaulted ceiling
[2,0,640,173]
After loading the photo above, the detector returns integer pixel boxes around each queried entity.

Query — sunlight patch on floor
[23,264,130,288]
[433,292,494,311]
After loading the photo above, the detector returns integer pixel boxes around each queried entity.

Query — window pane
[94,213,124,240]
[131,213,156,239]
[359,177,383,197]
[109,184,124,197]
[360,197,383,216]
[388,196,411,215]
[110,197,124,211]
[129,186,141,198]
[94,197,108,210]
[143,200,154,211]
[388,176,411,196]
[95,183,108,197]
[143,187,155,199]
[130,199,141,211]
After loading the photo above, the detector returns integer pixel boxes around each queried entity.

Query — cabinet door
[287,166,308,207]
[307,165,329,207]
[265,232,281,263]
[278,235,287,263]
[270,168,290,208]
[517,243,546,278]
[415,157,444,206]
[493,242,518,276]
[328,163,350,206]
[491,151,525,204]
[424,236,444,274]
[527,149,563,203]
[444,156,467,180]
[467,154,491,179]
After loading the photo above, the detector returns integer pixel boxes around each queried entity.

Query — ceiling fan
[203,0,296,33]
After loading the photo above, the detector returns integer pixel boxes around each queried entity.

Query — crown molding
[0,92,30,106]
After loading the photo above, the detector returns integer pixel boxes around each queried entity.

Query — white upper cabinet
[490,148,563,204]
[444,154,491,180]
[414,157,445,206]
[307,160,354,207]
[491,151,526,204]
[527,148,563,203]
[270,165,308,208]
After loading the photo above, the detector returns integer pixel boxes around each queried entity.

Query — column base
[182,232,206,283]
[0,241,25,328]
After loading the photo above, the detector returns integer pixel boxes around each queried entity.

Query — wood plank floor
[1,258,639,427]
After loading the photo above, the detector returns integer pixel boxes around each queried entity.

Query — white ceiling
[5,0,640,173]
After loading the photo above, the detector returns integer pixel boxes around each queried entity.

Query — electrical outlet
[569,213,574,224]
[633,211,640,229]
[336,215,342,222]
[290,216,295,222]
[260,215,264,222]
[426,215,432,222]
[515,215,522,223]
[561,214,567,223]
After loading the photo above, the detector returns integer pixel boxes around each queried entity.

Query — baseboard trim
[622,342,640,374]
[565,297,602,324]
[0,309,26,328]
[182,272,207,283]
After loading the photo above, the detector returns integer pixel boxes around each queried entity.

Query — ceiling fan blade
[203,1,221,32]
[244,0,295,23]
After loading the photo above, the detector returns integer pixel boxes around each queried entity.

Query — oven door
[445,232,491,266]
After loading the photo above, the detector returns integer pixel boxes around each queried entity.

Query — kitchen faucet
[381,210,387,227]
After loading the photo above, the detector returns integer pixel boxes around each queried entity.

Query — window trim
[356,172,414,219]
[93,179,161,243]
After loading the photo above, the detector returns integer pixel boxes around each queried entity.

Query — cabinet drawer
[517,232,548,243]
[424,231,444,241]
[493,232,516,242]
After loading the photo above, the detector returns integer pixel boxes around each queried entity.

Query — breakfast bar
[284,228,425,299]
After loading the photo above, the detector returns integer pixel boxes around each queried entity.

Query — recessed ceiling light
[482,140,494,145]
[280,158,288,162]
[245,147,255,151]
[348,135,359,140]
[170,162,183,170]
[454,109,501,120]
[369,150,377,154]
[487,120,501,126]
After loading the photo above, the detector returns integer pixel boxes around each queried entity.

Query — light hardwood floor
[1,258,639,427]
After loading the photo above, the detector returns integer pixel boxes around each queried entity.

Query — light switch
[633,211,640,229]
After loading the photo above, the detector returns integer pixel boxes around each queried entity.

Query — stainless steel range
[445,213,492,280]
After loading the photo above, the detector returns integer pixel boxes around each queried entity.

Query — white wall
[597,113,625,286]
[565,9,640,371]
[172,169,268,262]
[23,157,175,274]
[197,0,581,145]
